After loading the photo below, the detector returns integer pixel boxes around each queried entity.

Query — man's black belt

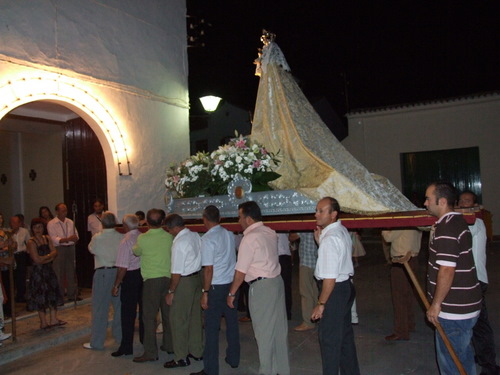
[95,266,116,270]
[248,276,267,285]
[182,271,200,277]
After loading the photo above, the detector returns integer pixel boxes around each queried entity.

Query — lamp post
[199,95,222,112]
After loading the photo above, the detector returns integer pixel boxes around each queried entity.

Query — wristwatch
[201,289,209,293]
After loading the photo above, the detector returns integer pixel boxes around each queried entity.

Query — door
[400,146,481,208]
[63,118,108,288]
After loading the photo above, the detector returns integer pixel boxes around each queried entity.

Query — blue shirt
[201,225,236,285]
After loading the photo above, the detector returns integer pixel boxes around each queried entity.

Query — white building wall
[0,0,187,99]
[0,0,189,219]
[343,95,500,234]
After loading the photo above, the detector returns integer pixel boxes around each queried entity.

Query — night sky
[187,1,500,116]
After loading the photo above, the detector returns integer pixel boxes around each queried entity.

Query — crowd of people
[0,183,498,375]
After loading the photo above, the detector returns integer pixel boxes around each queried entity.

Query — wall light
[199,95,222,112]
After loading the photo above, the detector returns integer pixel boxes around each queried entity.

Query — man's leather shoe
[188,353,203,361]
[225,357,238,369]
[164,357,190,368]
[294,323,314,332]
[111,349,132,357]
[385,334,409,341]
[190,371,208,375]
[133,355,158,363]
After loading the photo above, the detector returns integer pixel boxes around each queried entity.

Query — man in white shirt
[87,199,105,237]
[10,215,31,303]
[311,197,360,375]
[458,191,499,375]
[47,203,79,303]
[164,214,203,369]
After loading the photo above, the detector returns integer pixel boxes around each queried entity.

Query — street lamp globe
[199,95,222,112]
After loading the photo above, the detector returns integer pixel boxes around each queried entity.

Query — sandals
[51,320,67,327]
[38,320,67,332]
[38,325,52,332]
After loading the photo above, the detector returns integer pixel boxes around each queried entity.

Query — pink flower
[235,138,246,148]
[253,160,261,168]
[260,148,268,155]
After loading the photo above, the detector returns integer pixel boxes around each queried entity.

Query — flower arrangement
[165,152,212,198]
[165,134,280,198]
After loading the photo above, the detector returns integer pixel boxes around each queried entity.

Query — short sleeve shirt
[314,220,354,282]
[201,225,236,285]
[133,228,173,280]
[235,222,281,282]
[171,228,202,276]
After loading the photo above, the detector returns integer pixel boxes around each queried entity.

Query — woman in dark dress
[27,218,66,330]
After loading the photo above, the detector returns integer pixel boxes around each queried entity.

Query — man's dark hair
[431,181,457,207]
[146,208,165,227]
[93,198,105,206]
[460,190,478,204]
[322,197,340,214]
[14,213,25,224]
[203,205,220,224]
[135,210,145,220]
[164,213,184,229]
[238,201,262,221]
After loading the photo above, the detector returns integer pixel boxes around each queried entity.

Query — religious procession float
[165,31,479,232]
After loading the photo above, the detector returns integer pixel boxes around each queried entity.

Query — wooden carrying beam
[184,210,479,233]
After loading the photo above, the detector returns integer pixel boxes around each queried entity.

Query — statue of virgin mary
[251,30,416,214]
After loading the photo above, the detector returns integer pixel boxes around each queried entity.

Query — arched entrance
[0,72,134,201]
[0,73,132,288]
[0,103,108,288]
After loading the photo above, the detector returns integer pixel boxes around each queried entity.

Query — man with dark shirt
[424,182,482,375]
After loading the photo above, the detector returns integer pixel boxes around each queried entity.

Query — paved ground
[1,232,499,374]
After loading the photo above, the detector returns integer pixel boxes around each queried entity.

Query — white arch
[0,73,131,173]
[0,72,133,213]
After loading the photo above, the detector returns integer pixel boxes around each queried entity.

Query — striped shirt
[115,229,141,271]
[427,212,482,319]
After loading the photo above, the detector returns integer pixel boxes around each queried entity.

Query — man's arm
[166,273,181,305]
[227,270,245,308]
[426,265,455,326]
[88,235,96,254]
[381,230,397,243]
[132,240,142,256]
[47,222,63,245]
[68,221,79,242]
[112,267,128,296]
[200,265,213,310]
[311,278,336,321]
